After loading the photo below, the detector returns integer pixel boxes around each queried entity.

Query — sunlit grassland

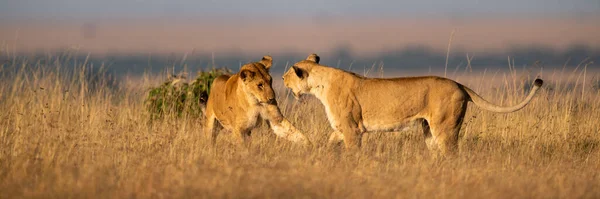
[0,53,599,198]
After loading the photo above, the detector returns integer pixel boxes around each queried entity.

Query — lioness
[283,53,543,155]
[204,56,311,146]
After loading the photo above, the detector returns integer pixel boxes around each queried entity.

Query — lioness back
[208,75,232,98]
[206,74,232,116]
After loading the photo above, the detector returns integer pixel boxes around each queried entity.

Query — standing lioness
[204,56,310,146]
[283,53,543,155]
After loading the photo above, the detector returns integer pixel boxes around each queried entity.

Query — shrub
[145,68,232,119]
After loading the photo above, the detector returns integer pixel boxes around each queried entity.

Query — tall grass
[0,53,599,198]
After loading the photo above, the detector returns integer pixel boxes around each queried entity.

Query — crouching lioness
[283,53,543,155]
[204,56,311,146]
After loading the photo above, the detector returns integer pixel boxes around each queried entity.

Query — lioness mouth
[258,98,277,105]
[292,92,301,100]
[265,98,277,105]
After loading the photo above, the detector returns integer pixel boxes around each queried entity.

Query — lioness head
[282,53,320,99]
[239,55,277,105]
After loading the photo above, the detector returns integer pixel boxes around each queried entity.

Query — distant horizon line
[3,42,598,55]
[2,14,600,24]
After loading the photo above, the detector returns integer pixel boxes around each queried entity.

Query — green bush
[145,68,232,119]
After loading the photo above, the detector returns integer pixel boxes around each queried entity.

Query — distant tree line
[5,44,598,77]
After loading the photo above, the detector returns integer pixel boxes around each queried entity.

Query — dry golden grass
[1,55,599,198]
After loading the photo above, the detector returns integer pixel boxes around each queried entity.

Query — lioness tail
[461,79,543,113]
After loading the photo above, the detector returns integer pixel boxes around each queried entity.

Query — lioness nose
[267,98,277,105]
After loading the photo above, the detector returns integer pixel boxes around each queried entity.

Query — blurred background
[1,0,599,75]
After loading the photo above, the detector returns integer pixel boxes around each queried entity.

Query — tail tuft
[534,79,543,87]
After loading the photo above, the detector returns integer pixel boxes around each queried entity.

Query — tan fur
[204,56,311,146]
[283,53,543,155]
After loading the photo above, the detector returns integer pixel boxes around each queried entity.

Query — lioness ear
[306,53,320,64]
[260,55,273,70]
[240,70,255,82]
[292,66,308,79]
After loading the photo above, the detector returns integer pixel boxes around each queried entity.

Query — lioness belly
[363,118,418,133]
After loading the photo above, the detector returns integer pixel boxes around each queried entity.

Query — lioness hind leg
[429,125,460,156]
[421,119,438,151]
[204,113,218,145]
[428,104,467,156]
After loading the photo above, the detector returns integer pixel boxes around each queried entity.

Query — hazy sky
[1,0,599,20]
[1,0,599,55]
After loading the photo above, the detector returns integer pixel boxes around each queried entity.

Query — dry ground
[0,56,599,198]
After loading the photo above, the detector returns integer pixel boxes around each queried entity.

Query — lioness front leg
[263,105,312,146]
[232,128,251,146]
[331,110,365,149]
[340,126,363,149]
[328,131,344,145]
[270,119,312,146]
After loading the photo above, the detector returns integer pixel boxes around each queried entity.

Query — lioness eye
[258,83,263,89]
